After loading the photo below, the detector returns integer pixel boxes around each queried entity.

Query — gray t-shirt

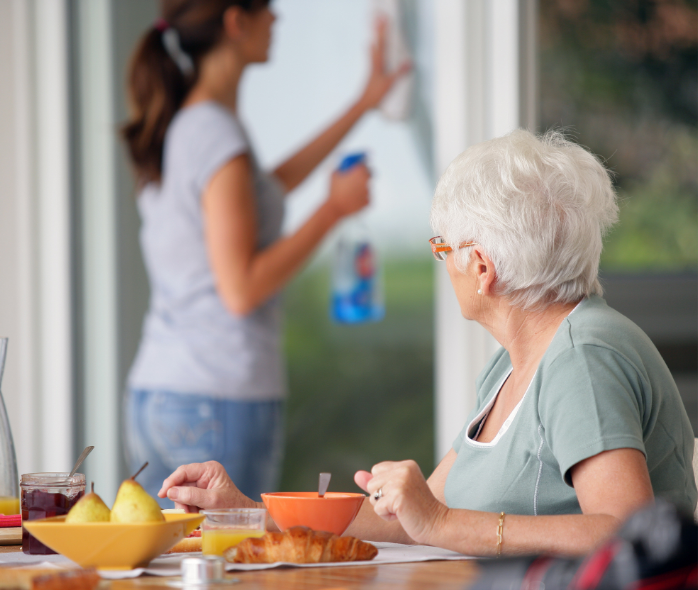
[128,101,287,400]
[444,295,697,516]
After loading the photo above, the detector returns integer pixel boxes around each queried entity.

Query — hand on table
[355,460,449,545]
[158,461,256,513]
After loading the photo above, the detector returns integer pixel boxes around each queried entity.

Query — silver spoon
[66,446,94,480]
[318,472,331,498]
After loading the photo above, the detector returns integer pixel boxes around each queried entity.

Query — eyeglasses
[429,236,478,261]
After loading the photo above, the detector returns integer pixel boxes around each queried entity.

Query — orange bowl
[261,492,365,536]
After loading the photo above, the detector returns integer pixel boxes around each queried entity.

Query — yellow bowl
[22,513,204,570]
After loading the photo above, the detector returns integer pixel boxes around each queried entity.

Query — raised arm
[272,18,410,193]
[204,154,368,315]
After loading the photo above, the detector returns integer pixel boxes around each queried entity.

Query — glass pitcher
[0,338,20,515]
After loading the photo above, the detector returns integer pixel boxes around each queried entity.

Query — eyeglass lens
[430,237,449,261]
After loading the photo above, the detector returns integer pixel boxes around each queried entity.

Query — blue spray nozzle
[337,152,367,172]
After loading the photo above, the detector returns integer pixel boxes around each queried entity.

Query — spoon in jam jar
[63,446,94,483]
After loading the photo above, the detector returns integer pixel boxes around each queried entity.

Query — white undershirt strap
[464,299,585,448]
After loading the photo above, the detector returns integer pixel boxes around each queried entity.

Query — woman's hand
[272,18,410,193]
[158,461,257,513]
[326,164,371,219]
[355,460,449,546]
[358,17,412,112]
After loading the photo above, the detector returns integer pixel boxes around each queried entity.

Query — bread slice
[0,568,100,590]
[165,532,202,554]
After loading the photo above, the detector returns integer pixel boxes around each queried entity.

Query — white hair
[430,129,619,310]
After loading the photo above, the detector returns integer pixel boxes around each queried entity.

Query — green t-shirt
[444,296,697,516]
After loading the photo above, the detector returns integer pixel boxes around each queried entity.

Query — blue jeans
[124,389,285,508]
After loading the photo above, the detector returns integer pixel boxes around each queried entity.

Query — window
[241,0,436,490]
[540,0,698,432]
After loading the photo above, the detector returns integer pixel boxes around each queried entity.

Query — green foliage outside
[279,258,435,493]
[605,131,698,270]
[540,0,698,272]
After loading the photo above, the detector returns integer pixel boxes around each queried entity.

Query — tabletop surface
[0,544,481,589]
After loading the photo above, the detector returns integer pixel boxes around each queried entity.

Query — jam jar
[21,472,85,554]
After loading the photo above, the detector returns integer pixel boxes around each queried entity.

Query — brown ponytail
[121,0,270,184]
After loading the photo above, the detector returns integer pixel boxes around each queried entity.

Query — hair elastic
[155,19,194,76]
[154,18,169,32]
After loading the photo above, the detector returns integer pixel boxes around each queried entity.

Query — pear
[65,483,111,523]
[110,462,165,523]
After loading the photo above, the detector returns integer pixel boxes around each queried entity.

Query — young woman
[122,0,408,504]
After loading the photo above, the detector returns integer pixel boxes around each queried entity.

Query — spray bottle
[330,153,384,324]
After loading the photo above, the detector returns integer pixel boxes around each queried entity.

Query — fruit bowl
[261,492,365,536]
[22,513,204,570]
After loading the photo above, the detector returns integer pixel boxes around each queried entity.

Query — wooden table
[0,544,481,589]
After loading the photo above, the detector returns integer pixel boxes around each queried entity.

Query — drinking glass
[201,508,266,556]
[0,338,19,516]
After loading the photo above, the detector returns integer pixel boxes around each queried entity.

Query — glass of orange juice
[201,509,266,556]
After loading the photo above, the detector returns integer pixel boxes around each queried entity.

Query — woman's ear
[222,6,247,40]
[471,247,497,295]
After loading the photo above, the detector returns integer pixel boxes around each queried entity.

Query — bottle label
[331,241,384,324]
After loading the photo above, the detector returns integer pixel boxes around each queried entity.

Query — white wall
[0,0,153,502]
[72,0,155,505]
[0,0,39,477]
[0,0,73,477]
[35,0,74,476]
[73,0,121,505]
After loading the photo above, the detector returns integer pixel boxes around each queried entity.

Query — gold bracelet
[496,512,505,557]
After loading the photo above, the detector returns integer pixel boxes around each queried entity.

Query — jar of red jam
[20,472,85,554]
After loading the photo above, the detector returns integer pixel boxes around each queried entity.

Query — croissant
[224,526,378,564]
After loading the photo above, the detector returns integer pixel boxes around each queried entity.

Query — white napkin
[0,542,473,579]
[103,542,473,578]
[223,542,473,571]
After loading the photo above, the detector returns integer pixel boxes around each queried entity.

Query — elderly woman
[158,130,696,556]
